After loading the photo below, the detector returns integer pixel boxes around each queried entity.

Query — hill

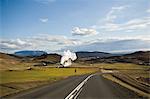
[15,52,61,66]
[76,51,114,58]
[83,51,150,65]
[0,52,61,70]
[121,51,150,65]
[76,51,121,61]
[0,52,22,70]
[32,53,61,63]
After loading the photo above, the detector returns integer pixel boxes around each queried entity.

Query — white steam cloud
[60,50,77,67]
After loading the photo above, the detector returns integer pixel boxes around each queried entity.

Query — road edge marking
[65,74,94,99]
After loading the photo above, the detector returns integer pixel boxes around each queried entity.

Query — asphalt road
[3,73,140,99]
[78,74,140,99]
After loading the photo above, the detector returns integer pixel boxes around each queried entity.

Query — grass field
[0,67,98,84]
[94,63,150,82]
[0,63,149,97]
[93,63,149,70]
[0,67,98,96]
[1,63,149,85]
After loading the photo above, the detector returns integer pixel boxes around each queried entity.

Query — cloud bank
[64,39,150,53]
[1,34,149,53]
[0,35,81,53]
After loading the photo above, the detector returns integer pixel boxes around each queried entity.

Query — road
[3,73,140,99]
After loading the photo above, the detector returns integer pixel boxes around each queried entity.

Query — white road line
[65,74,94,99]
[74,88,83,99]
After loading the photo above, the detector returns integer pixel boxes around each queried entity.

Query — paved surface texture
[78,74,140,99]
[3,73,141,99]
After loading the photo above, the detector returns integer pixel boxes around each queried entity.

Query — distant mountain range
[14,50,47,57]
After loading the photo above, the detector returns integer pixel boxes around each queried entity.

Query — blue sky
[1,0,150,53]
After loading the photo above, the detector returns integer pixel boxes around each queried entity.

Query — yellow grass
[93,63,149,69]
[0,67,98,84]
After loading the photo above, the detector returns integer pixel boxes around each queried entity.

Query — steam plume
[60,50,77,67]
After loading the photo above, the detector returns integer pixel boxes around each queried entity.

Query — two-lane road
[3,73,140,99]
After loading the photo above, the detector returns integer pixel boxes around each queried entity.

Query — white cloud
[34,35,81,45]
[35,0,55,4]
[39,18,48,23]
[92,5,150,32]
[100,17,150,32]
[1,43,18,49]
[71,27,98,36]
[0,39,33,51]
[105,5,129,22]
[147,8,150,13]
[101,35,150,41]
[16,39,27,45]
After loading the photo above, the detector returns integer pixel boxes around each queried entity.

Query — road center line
[65,74,94,99]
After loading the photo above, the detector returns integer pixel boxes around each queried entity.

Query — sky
[1,0,150,54]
